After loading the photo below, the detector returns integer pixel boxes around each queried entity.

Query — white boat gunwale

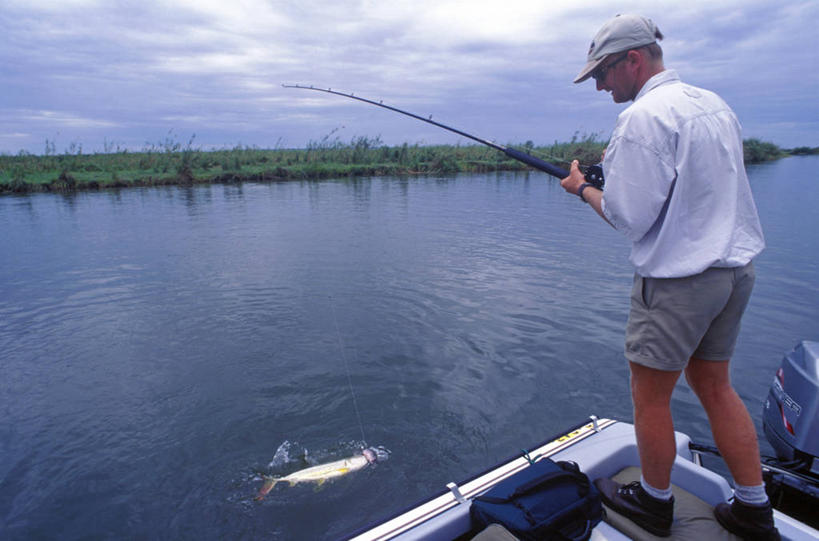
[344,417,618,541]
[343,415,819,541]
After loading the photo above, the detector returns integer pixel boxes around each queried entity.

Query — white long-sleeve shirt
[601,69,765,278]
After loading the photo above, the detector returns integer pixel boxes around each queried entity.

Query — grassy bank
[0,135,802,194]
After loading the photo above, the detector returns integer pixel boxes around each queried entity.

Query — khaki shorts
[625,262,755,371]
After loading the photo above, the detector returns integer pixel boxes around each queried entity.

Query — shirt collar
[634,69,680,101]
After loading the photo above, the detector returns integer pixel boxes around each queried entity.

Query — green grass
[0,134,795,194]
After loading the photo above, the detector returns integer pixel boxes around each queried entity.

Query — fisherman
[561,14,779,540]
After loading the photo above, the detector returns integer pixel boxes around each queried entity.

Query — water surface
[1,157,817,539]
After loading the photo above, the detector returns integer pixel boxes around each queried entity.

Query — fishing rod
[282,84,604,189]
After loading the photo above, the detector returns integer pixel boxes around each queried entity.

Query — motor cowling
[763,341,819,475]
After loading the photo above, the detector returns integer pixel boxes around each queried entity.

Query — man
[561,14,779,540]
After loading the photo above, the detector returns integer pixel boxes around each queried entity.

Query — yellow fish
[255,447,384,500]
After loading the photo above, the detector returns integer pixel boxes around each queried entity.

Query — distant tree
[743,138,786,164]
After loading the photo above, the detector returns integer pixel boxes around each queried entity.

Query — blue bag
[470,458,603,541]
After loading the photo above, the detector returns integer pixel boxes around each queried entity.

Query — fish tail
[254,476,279,501]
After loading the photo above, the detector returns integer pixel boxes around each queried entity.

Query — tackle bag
[470,458,603,541]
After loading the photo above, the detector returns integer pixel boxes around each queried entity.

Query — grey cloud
[1,1,816,155]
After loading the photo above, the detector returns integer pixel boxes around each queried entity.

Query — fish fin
[254,476,279,501]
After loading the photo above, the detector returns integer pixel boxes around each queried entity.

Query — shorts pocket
[631,274,650,309]
[640,275,655,308]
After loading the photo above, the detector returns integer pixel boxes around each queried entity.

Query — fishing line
[329,295,368,445]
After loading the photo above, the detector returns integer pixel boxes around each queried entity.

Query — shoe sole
[713,504,734,534]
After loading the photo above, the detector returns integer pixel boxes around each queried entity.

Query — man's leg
[630,361,682,490]
[687,357,781,539]
[593,361,680,537]
[684,357,762,486]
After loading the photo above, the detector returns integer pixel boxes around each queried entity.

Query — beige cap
[574,14,661,83]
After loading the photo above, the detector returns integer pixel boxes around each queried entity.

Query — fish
[255,447,386,500]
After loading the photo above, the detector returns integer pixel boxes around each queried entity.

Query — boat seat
[603,467,741,540]
[471,523,519,541]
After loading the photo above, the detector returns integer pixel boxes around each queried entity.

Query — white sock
[734,483,769,506]
[640,475,673,501]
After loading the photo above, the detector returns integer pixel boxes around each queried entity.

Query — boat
[342,342,819,540]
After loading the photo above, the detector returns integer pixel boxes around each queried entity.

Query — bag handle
[513,469,588,499]
[514,461,590,500]
[475,465,589,504]
[475,470,567,504]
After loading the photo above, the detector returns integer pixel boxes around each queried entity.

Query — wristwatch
[577,182,593,203]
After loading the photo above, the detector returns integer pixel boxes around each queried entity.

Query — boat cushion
[472,523,520,541]
[603,467,741,540]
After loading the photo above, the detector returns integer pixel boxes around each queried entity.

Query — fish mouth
[362,448,377,463]
[364,446,390,463]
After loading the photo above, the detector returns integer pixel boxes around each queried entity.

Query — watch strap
[577,182,593,202]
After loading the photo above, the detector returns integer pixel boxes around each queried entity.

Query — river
[1,156,817,539]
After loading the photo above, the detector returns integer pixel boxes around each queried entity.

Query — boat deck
[347,418,819,540]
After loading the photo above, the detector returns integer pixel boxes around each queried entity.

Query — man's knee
[629,361,681,407]
[685,357,733,404]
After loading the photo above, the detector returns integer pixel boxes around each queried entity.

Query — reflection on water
[0,157,817,539]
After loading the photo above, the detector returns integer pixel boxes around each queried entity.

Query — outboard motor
[763,341,819,471]
[762,341,819,526]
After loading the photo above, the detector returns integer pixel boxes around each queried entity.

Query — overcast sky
[2,0,817,155]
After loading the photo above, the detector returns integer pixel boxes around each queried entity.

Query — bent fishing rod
[282,84,603,189]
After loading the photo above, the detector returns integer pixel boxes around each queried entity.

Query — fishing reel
[582,163,605,190]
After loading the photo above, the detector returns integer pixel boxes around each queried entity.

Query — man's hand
[560,160,586,196]
[559,159,613,227]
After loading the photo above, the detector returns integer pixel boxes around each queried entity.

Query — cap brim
[574,57,605,84]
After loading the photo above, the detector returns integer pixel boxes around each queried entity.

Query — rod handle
[503,148,604,189]
[503,147,568,178]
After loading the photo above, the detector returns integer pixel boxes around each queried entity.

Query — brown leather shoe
[594,479,674,537]
[714,499,781,540]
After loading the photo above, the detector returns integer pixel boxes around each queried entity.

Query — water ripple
[1,161,817,539]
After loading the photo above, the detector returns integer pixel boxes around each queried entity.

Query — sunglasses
[592,52,629,81]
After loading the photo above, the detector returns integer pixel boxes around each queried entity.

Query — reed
[0,134,790,194]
